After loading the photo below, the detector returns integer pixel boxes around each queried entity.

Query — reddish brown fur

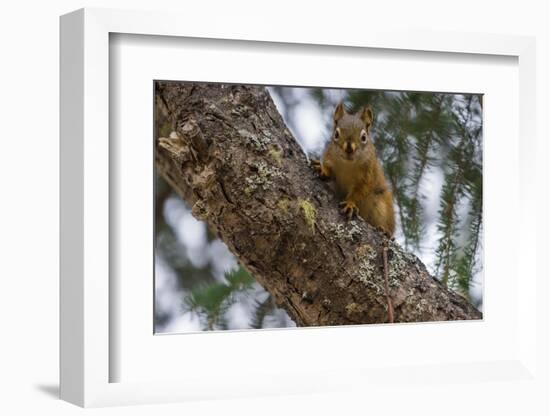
[313,103,395,236]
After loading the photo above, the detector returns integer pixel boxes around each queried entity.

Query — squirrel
[312,102,396,237]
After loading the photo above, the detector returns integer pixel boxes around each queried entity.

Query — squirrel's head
[331,102,375,161]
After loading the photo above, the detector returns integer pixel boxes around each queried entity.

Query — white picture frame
[60,7,537,408]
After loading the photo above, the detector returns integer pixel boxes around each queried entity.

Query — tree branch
[154,81,482,326]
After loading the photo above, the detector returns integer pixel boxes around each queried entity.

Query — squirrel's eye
[334,128,340,141]
[360,130,368,143]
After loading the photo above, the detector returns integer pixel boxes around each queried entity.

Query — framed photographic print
[60,7,538,408]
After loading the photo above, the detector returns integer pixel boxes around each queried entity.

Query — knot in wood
[177,119,208,162]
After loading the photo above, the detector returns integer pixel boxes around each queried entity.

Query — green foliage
[433,95,483,299]
[249,296,276,329]
[184,268,255,330]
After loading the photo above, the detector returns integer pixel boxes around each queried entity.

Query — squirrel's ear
[360,106,374,132]
[334,102,345,122]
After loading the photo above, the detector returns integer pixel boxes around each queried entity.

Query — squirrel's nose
[345,142,354,154]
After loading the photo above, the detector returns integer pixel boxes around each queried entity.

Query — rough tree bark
[155,82,482,326]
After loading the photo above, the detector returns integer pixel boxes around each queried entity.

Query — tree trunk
[154,81,482,326]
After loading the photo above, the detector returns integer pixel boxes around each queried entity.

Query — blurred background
[155,85,483,333]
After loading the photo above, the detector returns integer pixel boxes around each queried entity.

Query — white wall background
[0,0,548,414]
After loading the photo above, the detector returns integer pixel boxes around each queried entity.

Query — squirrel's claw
[376,225,393,239]
[311,159,322,174]
[311,159,331,180]
[339,200,359,220]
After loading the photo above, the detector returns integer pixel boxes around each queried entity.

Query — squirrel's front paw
[375,225,394,240]
[311,159,330,180]
[339,200,359,220]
